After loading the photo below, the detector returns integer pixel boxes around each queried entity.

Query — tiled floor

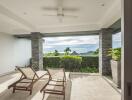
[0,72,71,100]
[0,72,121,100]
[70,73,121,100]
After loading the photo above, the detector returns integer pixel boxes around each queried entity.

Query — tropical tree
[64,47,71,55]
[94,48,99,55]
[54,50,59,56]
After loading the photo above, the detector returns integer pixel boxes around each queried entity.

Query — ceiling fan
[43,11,78,22]
[41,0,79,22]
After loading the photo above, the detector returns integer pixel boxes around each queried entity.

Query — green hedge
[60,56,82,71]
[43,56,61,69]
[81,56,98,68]
[43,56,98,72]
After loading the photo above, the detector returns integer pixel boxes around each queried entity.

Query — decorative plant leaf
[108,48,121,61]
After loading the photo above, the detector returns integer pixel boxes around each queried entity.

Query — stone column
[122,0,132,99]
[99,28,112,75]
[31,32,44,70]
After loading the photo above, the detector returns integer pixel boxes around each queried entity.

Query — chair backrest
[47,68,66,81]
[16,66,39,79]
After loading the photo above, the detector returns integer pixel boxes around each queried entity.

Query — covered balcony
[0,0,131,100]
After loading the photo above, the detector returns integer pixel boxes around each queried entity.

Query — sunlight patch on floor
[0,73,21,93]
[31,81,56,100]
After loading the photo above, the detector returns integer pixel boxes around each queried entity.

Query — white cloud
[44,45,54,49]
[43,33,121,53]
[71,48,88,52]
[44,36,99,45]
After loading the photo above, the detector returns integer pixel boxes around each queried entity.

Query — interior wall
[0,33,31,75]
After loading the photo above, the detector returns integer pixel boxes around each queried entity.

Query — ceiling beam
[14,19,121,39]
[109,19,121,33]
[14,34,32,39]
[43,30,100,37]
[14,30,99,39]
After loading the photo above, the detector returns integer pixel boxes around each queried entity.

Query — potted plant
[108,48,121,88]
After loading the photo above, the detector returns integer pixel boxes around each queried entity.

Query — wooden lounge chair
[8,66,47,95]
[40,68,66,100]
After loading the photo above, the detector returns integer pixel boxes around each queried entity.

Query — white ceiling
[0,0,121,34]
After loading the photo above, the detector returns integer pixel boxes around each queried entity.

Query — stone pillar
[31,32,44,70]
[99,28,112,75]
[122,0,132,99]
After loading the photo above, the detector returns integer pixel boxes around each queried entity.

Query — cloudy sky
[43,32,121,53]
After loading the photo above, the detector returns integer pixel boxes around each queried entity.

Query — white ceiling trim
[38,23,100,33]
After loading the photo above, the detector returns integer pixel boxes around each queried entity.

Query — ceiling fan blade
[43,14,57,16]
[41,7,57,11]
[64,15,78,18]
[63,8,79,12]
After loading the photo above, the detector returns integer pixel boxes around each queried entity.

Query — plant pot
[111,60,121,88]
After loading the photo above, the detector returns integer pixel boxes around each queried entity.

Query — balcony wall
[0,33,31,75]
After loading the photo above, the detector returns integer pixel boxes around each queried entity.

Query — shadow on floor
[0,74,72,100]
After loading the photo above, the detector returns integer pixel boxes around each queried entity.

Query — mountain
[80,51,95,56]
[71,51,79,55]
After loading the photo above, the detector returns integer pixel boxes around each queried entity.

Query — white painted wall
[0,33,31,75]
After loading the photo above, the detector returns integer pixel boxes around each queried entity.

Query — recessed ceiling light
[101,3,105,7]
[24,12,27,15]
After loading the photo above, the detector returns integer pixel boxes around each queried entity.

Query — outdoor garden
[43,47,99,73]
[43,47,121,76]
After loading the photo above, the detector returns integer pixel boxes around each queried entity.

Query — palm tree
[54,50,59,56]
[64,47,71,55]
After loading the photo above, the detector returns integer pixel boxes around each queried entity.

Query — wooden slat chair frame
[8,66,47,95]
[40,68,66,100]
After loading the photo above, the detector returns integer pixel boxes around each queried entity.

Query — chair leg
[63,87,65,100]
[13,87,15,93]
[63,93,65,100]
[30,90,32,95]
[29,86,33,95]
[42,91,45,100]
